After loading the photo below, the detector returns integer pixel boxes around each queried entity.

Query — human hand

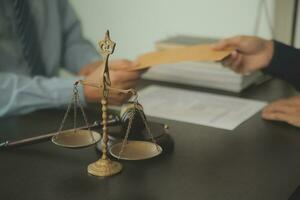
[78,61,102,76]
[213,36,274,74]
[83,59,143,105]
[262,96,300,127]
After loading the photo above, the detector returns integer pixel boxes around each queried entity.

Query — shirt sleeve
[0,73,86,117]
[59,0,100,74]
[263,41,300,91]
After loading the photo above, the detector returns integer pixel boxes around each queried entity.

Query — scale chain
[118,100,161,159]
[73,86,78,133]
[137,103,160,152]
[56,84,94,141]
[75,87,95,142]
[56,89,75,135]
[118,109,135,159]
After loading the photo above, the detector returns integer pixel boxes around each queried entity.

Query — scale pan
[52,130,101,148]
[109,141,162,160]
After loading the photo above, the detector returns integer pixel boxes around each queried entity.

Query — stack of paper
[143,61,264,92]
[142,35,266,93]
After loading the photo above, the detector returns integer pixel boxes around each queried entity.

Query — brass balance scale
[52,31,163,177]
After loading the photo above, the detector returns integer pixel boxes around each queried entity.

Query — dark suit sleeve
[263,41,300,90]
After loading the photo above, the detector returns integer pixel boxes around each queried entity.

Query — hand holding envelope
[129,44,233,71]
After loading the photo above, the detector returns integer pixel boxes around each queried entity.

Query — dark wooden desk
[1,79,300,200]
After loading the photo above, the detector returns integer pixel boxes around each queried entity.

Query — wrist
[83,81,104,103]
[262,40,274,69]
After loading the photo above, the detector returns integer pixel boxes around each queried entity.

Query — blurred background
[69,0,299,93]
[70,0,282,59]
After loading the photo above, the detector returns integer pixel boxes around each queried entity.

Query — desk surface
[1,79,300,200]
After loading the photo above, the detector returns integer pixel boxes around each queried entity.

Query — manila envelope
[130,44,233,71]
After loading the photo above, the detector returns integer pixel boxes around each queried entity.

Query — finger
[264,99,294,112]
[110,60,139,70]
[213,36,244,50]
[232,54,244,73]
[127,67,148,74]
[262,104,295,115]
[108,93,130,105]
[262,112,297,125]
[222,53,243,73]
[112,71,142,82]
[213,39,233,50]
[222,51,238,67]
[82,68,95,76]
[136,68,148,74]
[114,80,138,90]
[225,52,242,72]
[231,53,242,67]
[79,67,90,76]
[121,80,138,89]
[263,102,289,114]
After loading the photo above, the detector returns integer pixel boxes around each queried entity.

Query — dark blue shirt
[264,41,300,90]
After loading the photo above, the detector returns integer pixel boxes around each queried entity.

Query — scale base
[87,158,122,177]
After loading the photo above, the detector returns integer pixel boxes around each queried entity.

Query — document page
[138,85,267,130]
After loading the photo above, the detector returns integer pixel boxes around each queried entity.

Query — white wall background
[70,0,274,60]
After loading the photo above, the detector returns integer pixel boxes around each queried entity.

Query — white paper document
[138,85,267,130]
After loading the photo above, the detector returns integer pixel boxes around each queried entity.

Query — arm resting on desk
[0,73,85,117]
